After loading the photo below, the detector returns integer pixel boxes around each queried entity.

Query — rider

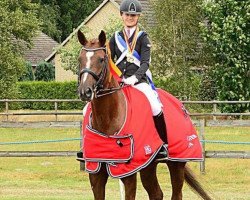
[109,0,168,150]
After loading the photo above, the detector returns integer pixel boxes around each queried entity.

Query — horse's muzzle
[80,87,94,101]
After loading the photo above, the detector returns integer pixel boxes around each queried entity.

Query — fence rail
[0,99,249,121]
[0,151,249,159]
[0,151,76,157]
[1,120,250,128]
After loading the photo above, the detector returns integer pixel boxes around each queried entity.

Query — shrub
[19,62,34,81]
[154,73,202,101]
[34,62,55,81]
[10,81,84,110]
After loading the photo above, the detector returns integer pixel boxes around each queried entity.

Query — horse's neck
[91,78,126,135]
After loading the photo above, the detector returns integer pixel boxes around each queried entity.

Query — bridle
[79,46,108,90]
[79,46,124,99]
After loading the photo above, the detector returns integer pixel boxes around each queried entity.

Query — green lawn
[203,127,250,151]
[0,127,249,199]
[0,128,80,151]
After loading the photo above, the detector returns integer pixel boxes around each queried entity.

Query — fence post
[54,101,58,121]
[199,119,206,174]
[80,121,85,171]
[213,101,217,121]
[5,100,9,122]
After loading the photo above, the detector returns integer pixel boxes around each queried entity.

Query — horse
[77,30,212,200]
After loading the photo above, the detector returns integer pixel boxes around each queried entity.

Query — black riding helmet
[120,0,142,14]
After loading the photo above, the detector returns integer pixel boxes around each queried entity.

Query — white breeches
[133,82,162,116]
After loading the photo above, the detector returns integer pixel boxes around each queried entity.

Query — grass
[0,110,82,122]
[0,127,249,199]
[0,128,80,151]
[203,127,250,151]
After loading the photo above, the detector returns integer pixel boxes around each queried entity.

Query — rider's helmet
[120,0,142,14]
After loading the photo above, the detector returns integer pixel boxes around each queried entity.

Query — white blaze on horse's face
[82,51,95,83]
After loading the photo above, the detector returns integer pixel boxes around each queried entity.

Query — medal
[126,52,134,63]
[123,27,139,64]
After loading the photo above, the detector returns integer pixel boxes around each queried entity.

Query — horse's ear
[77,30,87,46]
[98,30,106,47]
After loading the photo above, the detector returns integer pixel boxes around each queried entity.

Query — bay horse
[77,30,212,200]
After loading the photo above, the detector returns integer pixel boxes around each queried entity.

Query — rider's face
[121,13,140,28]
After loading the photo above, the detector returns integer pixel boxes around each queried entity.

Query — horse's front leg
[121,173,137,200]
[89,164,109,200]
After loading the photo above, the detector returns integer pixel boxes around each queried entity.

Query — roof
[24,32,59,66]
[45,0,155,62]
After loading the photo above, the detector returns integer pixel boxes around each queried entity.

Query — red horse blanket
[81,87,203,178]
[157,89,203,161]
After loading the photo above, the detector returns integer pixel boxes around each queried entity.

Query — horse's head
[77,30,109,101]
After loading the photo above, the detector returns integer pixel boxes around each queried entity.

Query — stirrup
[76,158,85,162]
[155,144,168,162]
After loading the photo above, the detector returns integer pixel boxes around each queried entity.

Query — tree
[0,0,40,100]
[201,0,249,113]
[59,17,122,75]
[57,0,102,41]
[37,2,61,42]
[149,0,208,99]
[34,0,102,42]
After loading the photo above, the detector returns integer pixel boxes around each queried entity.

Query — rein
[79,46,124,98]
[95,83,126,98]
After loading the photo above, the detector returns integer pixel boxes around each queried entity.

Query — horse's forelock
[85,39,100,47]
[82,37,105,50]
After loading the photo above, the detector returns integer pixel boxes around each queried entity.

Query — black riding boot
[153,111,168,159]
[76,151,85,162]
[153,111,168,144]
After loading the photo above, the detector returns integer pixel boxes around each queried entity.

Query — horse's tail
[184,166,213,200]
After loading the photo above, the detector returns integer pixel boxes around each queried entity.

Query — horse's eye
[99,57,105,63]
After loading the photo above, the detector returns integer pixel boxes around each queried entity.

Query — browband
[81,46,107,52]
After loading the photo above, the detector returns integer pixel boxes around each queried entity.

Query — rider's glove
[122,75,138,85]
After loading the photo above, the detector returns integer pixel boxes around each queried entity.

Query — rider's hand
[122,75,138,85]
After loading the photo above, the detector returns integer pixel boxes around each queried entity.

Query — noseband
[79,46,123,98]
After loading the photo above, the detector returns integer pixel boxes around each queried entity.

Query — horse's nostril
[85,87,93,98]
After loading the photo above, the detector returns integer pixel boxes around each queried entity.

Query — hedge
[5,79,209,113]
[10,81,84,110]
